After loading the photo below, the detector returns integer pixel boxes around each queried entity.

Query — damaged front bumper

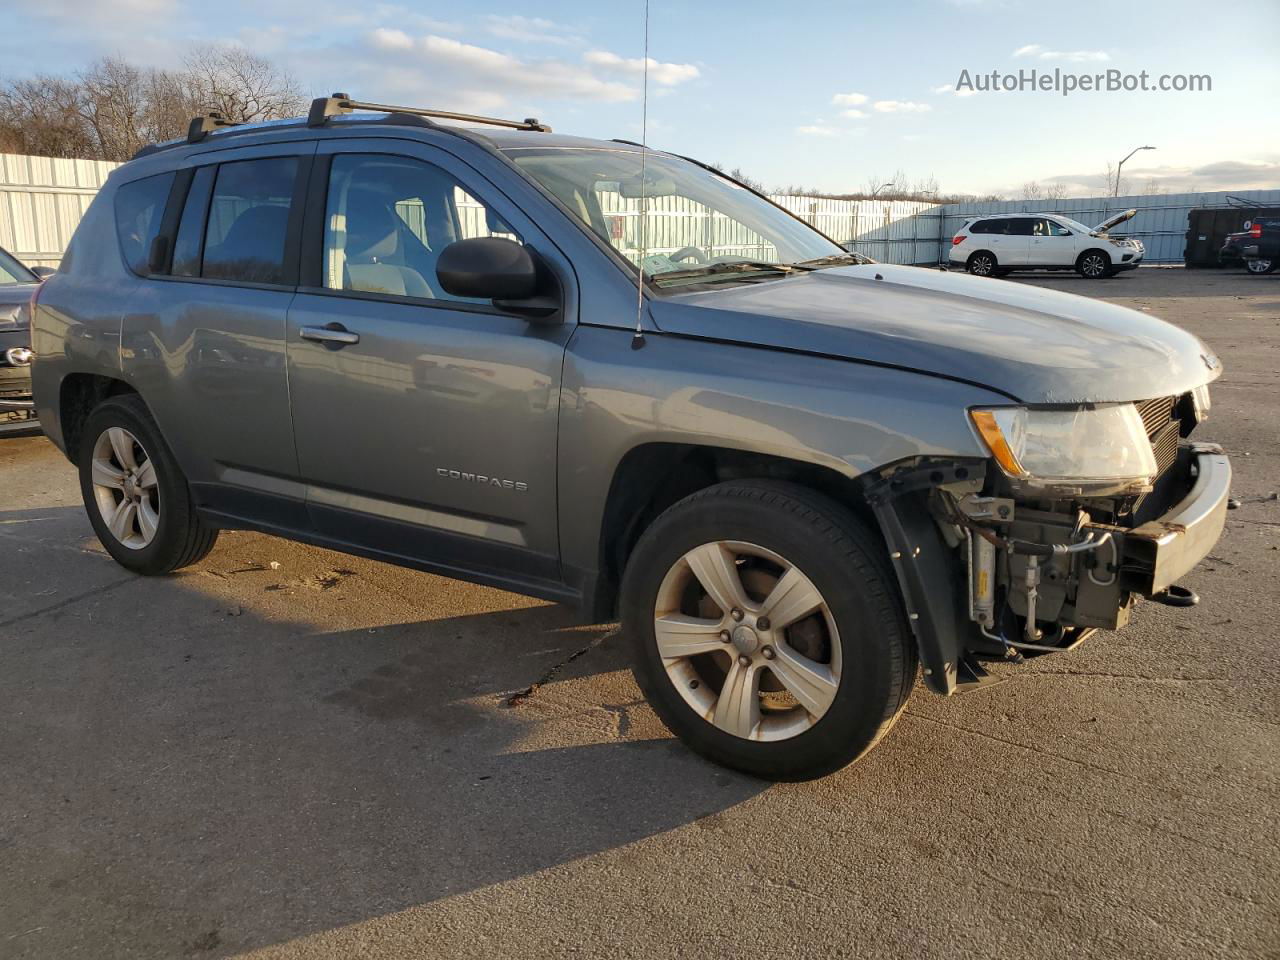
[865,442,1231,696]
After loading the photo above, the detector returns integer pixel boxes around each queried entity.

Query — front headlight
[969,404,1157,495]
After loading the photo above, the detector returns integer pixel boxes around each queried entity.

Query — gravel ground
[0,268,1276,959]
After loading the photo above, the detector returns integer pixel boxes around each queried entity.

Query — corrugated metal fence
[0,154,119,268]
[2,149,1276,271]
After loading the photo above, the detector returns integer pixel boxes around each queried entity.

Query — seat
[339,190,435,298]
[206,205,291,283]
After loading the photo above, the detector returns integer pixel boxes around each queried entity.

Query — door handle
[300,324,360,346]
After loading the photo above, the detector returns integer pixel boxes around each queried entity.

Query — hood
[651,264,1221,404]
[1093,208,1136,233]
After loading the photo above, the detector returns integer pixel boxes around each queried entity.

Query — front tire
[78,394,218,575]
[1245,258,1275,275]
[1077,249,1113,279]
[621,481,916,781]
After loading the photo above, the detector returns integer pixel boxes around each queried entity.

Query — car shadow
[0,504,766,957]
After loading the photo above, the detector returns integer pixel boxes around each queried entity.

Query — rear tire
[77,394,218,575]
[621,481,916,781]
[1245,258,1275,275]
[966,251,998,277]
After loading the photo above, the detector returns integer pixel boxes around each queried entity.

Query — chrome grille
[1136,395,1176,437]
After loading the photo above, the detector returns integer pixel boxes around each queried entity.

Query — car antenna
[631,0,651,351]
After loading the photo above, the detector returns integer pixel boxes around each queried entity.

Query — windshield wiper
[650,260,812,287]
[791,252,872,268]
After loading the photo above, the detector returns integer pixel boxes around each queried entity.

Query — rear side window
[1007,218,1036,236]
[114,173,174,275]
[202,157,298,284]
[968,220,989,234]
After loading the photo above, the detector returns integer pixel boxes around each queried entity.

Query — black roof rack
[187,111,241,144]
[307,93,551,132]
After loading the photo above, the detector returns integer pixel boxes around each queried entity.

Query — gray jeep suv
[31,96,1231,780]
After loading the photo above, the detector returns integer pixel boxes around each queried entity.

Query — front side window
[202,157,298,284]
[114,173,174,275]
[505,148,844,284]
[323,154,521,304]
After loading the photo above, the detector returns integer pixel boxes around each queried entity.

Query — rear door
[284,138,576,592]
[120,142,316,526]
[1000,218,1034,266]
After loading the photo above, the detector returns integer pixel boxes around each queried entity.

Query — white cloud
[832,92,868,106]
[796,124,838,137]
[583,51,700,86]
[364,32,640,103]
[484,14,581,46]
[369,27,414,51]
[1014,43,1109,62]
[841,108,867,119]
[873,100,932,113]
[932,83,976,98]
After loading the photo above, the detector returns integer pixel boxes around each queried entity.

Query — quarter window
[114,173,175,275]
[322,154,521,304]
[201,157,299,284]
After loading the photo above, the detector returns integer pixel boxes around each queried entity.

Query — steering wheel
[668,246,707,264]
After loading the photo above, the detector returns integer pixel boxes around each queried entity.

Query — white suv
[949,210,1144,279]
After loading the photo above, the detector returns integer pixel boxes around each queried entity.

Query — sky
[2,0,1278,198]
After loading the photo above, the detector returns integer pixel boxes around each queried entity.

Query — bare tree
[1103,162,1120,197]
[0,73,94,157]
[1021,180,1044,201]
[184,46,304,123]
[0,47,305,161]
[1044,181,1068,202]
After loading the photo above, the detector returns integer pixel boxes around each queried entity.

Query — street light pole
[1115,146,1156,197]
[871,182,894,198]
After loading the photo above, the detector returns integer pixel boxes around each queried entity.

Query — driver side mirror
[30,265,56,279]
[436,237,560,320]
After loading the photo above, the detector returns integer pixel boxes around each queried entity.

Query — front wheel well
[592,444,877,620]
[58,374,138,464]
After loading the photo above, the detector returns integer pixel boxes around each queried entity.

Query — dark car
[1217,228,1251,268]
[0,247,45,435]
[1239,218,1279,274]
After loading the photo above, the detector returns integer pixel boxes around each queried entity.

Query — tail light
[951,235,966,245]
[1250,222,1263,238]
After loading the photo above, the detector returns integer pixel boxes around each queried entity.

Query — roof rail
[306,93,551,132]
[187,111,241,144]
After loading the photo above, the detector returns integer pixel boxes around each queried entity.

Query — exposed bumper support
[1119,443,1231,595]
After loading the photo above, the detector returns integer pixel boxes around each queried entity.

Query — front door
[285,139,575,592]
[1029,217,1073,266]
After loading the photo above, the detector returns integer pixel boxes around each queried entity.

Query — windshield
[1050,216,1093,234]
[0,248,36,285]
[504,147,844,283]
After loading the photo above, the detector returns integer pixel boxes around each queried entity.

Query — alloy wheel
[1246,258,1273,274]
[90,427,160,550]
[1081,253,1108,277]
[653,540,841,742]
[969,254,994,276]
